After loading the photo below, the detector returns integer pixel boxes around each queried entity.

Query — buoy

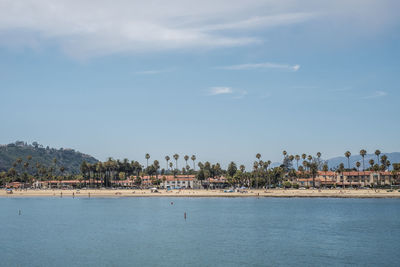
[184,212,187,220]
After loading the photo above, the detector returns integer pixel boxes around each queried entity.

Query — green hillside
[0,141,98,175]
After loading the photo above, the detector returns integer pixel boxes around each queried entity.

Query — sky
[0,0,399,169]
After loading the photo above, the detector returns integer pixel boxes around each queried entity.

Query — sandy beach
[1,188,400,198]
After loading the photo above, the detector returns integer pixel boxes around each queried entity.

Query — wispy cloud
[0,1,398,58]
[363,90,387,99]
[217,62,300,71]
[209,87,247,99]
[233,90,248,99]
[209,87,233,95]
[134,69,173,75]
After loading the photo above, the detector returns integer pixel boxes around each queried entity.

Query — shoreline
[1,189,400,199]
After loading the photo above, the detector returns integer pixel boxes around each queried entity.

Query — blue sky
[0,0,399,168]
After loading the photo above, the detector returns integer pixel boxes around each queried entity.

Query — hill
[0,141,98,175]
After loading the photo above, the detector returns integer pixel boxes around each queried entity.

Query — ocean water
[0,197,399,267]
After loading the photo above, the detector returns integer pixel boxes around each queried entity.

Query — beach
[1,188,399,198]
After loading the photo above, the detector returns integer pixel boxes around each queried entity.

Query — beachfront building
[159,175,198,189]
[208,177,229,189]
[294,171,397,188]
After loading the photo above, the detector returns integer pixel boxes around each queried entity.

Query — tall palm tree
[322,163,329,188]
[316,152,322,167]
[145,153,150,168]
[359,149,367,171]
[307,155,312,171]
[295,155,300,170]
[344,151,351,170]
[356,161,361,186]
[375,150,381,167]
[184,155,189,171]
[165,156,170,171]
[256,153,261,161]
[191,155,196,171]
[240,165,245,173]
[369,159,375,187]
[380,155,388,171]
[282,151,287,161]
[253,161,259,188]
[289,155,294,167]
[173,154,179,171]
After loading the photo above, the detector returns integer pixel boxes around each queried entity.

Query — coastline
[1,189,400,198]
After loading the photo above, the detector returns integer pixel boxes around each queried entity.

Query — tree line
[1,149,399,188]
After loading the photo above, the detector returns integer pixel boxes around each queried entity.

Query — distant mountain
[269,152,400,170]
[0,141,98,174]
[326,152,400,170]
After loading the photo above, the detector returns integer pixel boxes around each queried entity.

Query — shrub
[283,181,291,188]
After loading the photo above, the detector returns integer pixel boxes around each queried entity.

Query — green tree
[184,155,189,171]
[375,150,381,167]
[295,155,300,169]
[344,151,351,170]
[356,161,361,186]
[227,162,237,180]
[145,153,150,168]
[165,156,170,171]
[322,163,329,188]
[360,149,367,171]
[191,155,196,171]
[173,154,179,171]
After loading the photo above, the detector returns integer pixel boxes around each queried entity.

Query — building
[294,171,397,188]
[159,175,197,189]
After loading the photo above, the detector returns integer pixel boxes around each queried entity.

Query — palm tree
[59,166,65,188]
[295,155,300,170]
[173,154,179,171]
[288,154,294,162]
[356,161,361,186]
[253,161,259,188]
[256,153,261,161]
[153,160,160,180]
[165,156,170,171]
[184,155,189,171]
[317,152,322,168]
[360,149,367,171]
[191,155,196,171]
[240,165,245,173]
[338,163,345,188]
[322,163,329,188]
[344,151,351,170]
[369,159,375,187]
[375,150,381,167]
[380,155,388,171]
[145,153,150,168]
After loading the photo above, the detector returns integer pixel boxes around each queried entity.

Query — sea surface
[0,197,399,266]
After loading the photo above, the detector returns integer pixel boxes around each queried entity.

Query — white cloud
[218,62,300,71]
[0,0,398,57]
[209,86,248,99]
[363,90,387,99]
[209,87,233,95]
